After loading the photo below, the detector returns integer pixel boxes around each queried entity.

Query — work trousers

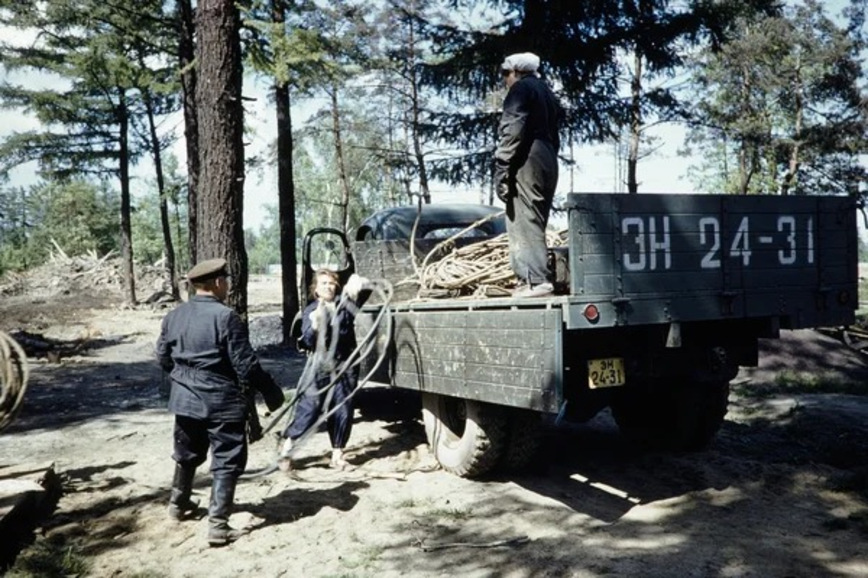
[285,368,358,450]
[506,140,558,285]
[172,415,248,478]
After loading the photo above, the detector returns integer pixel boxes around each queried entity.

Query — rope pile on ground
[0,331,29,432]
[409,229,567,299]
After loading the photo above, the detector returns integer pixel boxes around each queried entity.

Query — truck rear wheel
[421,393,507,478]
[499,409,543,471]
[612,381,730,451]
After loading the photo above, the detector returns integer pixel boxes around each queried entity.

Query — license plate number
[587,358,626,388]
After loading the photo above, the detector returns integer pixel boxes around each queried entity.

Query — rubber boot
[167,463,199,521]
[207,476,247,547]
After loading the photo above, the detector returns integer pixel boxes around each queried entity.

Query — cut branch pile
[0,241,169,303]
[49,245,121,289]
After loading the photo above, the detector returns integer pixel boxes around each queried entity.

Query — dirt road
[2,275,867,577]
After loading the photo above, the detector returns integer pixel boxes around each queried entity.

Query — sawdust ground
[1,275,867,578]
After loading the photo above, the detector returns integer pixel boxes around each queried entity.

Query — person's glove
[496,181,512,203]
[246,411,264,444]
[309,301,328,332]
[258,380,285,413]
[343,273,370,301]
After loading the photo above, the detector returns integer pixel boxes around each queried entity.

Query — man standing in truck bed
[494,51,561,298]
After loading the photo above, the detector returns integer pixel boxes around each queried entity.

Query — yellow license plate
[587,358,626,388]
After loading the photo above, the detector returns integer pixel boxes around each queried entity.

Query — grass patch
[821,511,868,536]
[338,544,385,572]
[395,497,433,509]
[858,280,868,313]
[425,506,472,521]
[827,467,868,500]
[734,370,868,398]
[5,536,89,578]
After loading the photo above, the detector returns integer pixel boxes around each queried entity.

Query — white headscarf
[501,52,541,76]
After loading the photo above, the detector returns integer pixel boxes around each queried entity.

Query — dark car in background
[355,204,506,242]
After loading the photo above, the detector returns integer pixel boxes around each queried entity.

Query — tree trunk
[406,13,430,204]
[330,87,352,235]
[118,88,136,306]
[195,0,247,318]
[178,0,199,266]
[142,83,179,299]
[272,1,299,344]
[384,80,399,206]
[779,62,803,197]
[737,66,754,195]
[627,48,642,195]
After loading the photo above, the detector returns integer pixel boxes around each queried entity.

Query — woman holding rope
[278,269,369,472]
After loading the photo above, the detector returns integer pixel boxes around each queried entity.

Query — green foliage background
[0,180,119,276]
[0,0,865,283]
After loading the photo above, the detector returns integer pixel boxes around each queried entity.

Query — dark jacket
[156,295,283,421]
[298,298,358,363]
[494,74,560,189]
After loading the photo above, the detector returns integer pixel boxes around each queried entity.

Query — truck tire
[681,380,730,450]
[499,409,543,471]
[612,381,730,451]
[422,393,507,478]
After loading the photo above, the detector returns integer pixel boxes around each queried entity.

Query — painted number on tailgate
[621,215,815,271]
[588,358,625,388]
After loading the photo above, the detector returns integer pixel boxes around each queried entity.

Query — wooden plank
[0,462,62,569]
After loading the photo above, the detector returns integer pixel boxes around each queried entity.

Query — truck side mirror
[299,227,355,306]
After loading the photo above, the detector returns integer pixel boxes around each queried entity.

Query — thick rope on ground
[0,331,29,432]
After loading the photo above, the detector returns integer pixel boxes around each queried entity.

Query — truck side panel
[362,309,563,413]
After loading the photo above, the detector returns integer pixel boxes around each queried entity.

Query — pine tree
[243,0,307,341]
[177,0,200,265]
[684,0,868,195]
[196,0,249,316]
[411,0,780,191]
[0,0,178,304]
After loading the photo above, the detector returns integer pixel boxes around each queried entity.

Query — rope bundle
[410,229,568,299]
[242,279,395,478]
[0,331,29,432]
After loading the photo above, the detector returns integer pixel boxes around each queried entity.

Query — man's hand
[344,273,370,301]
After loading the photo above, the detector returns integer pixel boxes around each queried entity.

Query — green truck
[300,192,858,477]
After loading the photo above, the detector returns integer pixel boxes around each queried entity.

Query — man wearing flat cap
[495,51,561,298]
[156,257,285,546]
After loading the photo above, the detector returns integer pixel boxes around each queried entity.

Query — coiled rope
[242,279,394,478]
[0,331,29,432]
[404,227,568,299]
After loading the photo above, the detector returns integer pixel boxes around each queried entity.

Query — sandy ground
[1,275,867,577]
